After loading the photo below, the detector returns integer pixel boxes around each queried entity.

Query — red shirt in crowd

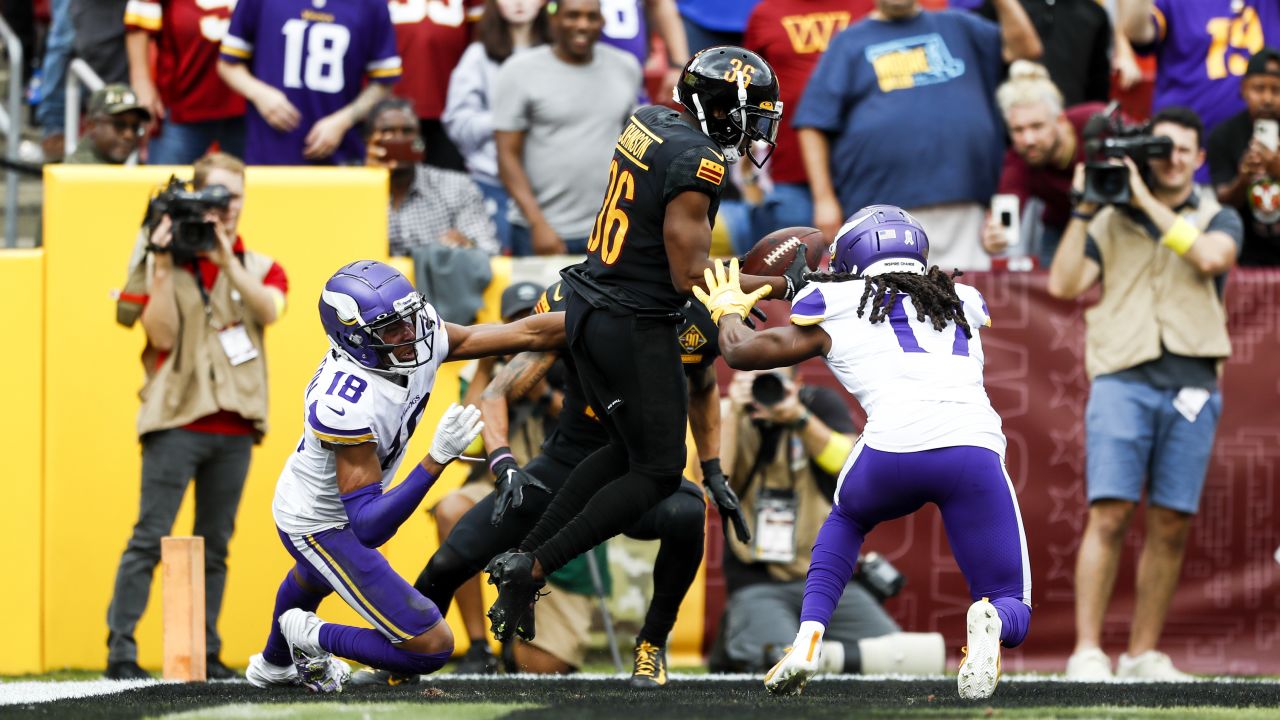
[149,237,288,436]
[745,0,873,185]
[389,0,483,120]
[124,0,246,124]
[997,103,1105,231]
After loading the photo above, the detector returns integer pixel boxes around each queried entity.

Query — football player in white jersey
[246,260,565,692]
[694,205,1031,701]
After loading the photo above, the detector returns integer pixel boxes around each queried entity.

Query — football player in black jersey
[485,46,805,649]
[397,280,745,687]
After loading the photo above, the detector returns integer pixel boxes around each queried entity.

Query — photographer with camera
[711,368,944,676]
[1048,106,1241,681]
[106,152,287,680]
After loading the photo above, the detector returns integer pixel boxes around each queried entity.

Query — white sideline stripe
[440,673,1280,684]
[5,672,1280,705]
[0,679,160,705]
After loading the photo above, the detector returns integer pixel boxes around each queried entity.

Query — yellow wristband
[268,288,287,318]
[1160,216,1198,256]
[814,432,855,475]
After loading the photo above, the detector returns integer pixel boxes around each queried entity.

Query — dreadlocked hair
[804,267,972,338]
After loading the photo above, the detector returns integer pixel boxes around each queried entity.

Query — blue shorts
[1085,376,1222,514]
[278,527,442,642]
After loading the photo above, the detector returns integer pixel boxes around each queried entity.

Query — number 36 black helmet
[673,46,782,168]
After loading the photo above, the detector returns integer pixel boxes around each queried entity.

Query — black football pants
[519,296,690,580]
[415,453,706,645]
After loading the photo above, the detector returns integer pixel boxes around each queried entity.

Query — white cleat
[764,621,824,697]
[279,609,326,656]
[288,648,350,694]
[958,598,1002,700]
[279,609,348,693]
[245,653,298,688]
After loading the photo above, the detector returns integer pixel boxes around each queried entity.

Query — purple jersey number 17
[888,301,969,357]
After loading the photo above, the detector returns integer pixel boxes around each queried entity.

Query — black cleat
[485,551,546,643]
[205,654,237,680]
[348,667,420,686]
[629,639,668,688]
[105,660,153,680]
[452,643,499,675]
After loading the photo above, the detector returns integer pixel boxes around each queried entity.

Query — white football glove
[764,621,825,696]
[428,403,484,465]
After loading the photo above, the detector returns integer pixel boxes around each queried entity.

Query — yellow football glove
[692,257,772,324]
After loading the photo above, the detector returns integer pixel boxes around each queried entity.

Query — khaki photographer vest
[1084,192,1232,379]
[125,250,275,439]
[728,412,833,583]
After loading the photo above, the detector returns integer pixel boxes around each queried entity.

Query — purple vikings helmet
[829,204,930,277]
[318,260,436,375]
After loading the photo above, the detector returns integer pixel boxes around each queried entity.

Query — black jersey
[562,105,729,312]
[532,280,719,466]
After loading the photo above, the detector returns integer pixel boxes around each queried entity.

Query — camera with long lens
[749,371,786,409]
[853,552,904,603]
[1081,102,1173,206]
[144,176,232,264]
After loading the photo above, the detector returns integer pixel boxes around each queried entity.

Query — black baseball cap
[500,281,544,321]
[1245,48,1280,78]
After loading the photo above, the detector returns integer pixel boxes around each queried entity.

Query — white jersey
[273,318,449,535]
[790,278,1005,456]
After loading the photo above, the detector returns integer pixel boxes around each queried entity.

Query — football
[741,226,827,276]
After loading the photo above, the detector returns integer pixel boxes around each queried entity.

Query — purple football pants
[801,443,1032,647]
[260,527,450,676]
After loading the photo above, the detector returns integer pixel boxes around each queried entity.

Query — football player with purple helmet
[246,260,564,692]
[693,204,1031,701]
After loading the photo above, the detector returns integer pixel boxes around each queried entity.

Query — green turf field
[4,675,1280,719]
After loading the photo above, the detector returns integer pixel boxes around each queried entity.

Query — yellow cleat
[629,639,668,688]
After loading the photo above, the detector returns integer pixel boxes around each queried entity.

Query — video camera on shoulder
[144,175,232,264]
[1081,102,1173,206]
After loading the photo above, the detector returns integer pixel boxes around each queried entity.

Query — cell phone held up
[990,193,1020,249]
[379,138,425,165]
[1254,119,1279,153]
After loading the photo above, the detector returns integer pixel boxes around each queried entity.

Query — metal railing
[64,58,104,157]
[0,14,23,248]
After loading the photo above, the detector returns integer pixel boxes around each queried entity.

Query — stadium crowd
[10,0,1280,268]
[5,0,1274,689]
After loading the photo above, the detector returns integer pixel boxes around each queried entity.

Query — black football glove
[743,306,768,330]
[782,253,811,301]
[702,458,751,543]
[489,447,551,527]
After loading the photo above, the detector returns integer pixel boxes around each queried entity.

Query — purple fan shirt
[1139,0,1280,137]
[221,0,402,165]
[601,0,650,65]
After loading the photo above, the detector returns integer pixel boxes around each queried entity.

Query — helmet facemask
[728,101,783,168]
[324,288,436,377]
[681,74,783,168]
[361,293,435,376]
